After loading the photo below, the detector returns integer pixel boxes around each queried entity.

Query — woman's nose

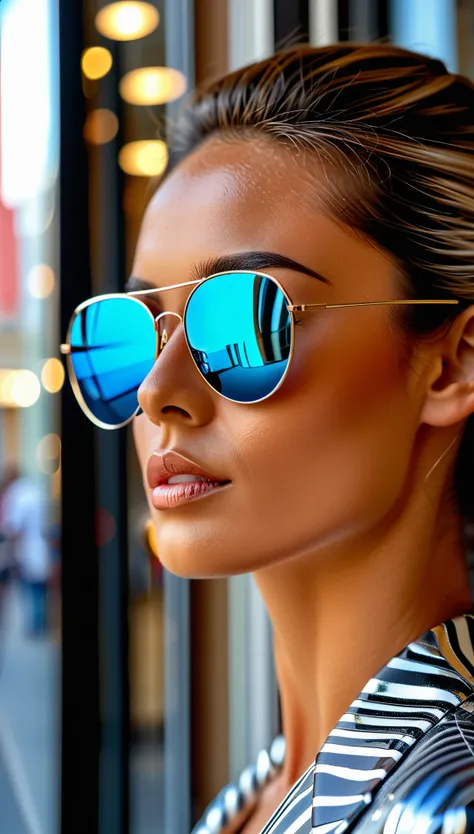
[137,313,215,427]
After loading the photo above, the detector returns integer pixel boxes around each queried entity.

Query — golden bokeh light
[144,518,158,559]
[83,109,119,145]
[0,372,16,407]
[118,140,168,177]
[95,2,159,41]
[11,371,41,407]
[41,358,65,394]
[36,433,61,475]
[119,66,186,105]
[0,370,41,408]
[27,264,55,299]
[81,46,113,80]
[51,465,62,501]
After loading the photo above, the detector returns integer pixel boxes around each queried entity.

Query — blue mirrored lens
[69,296,156,426]
[185,272,292,403]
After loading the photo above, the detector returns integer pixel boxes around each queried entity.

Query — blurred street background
[0,1,474,833]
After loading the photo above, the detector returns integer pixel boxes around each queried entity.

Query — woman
[62,45,474,832]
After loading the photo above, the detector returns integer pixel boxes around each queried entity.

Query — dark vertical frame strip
[377,0,388,40]
[94,38,130,834]
[348,0,378,40]
[163,3,194,831]
[97,430,130,834]
[338,0,350,40]
[273,0,309,48]
[59,1,100,833]
[348,0,388,41]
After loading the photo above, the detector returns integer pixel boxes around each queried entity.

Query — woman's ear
[420,306,474,428]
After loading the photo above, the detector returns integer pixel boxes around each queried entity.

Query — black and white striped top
[193,612,474,834]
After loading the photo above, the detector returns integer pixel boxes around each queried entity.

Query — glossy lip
[146,449,231,490]
[150,479,233,511]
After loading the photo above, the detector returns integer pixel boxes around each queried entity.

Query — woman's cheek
[132,413,154,480]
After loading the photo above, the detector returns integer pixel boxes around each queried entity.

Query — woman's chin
[157,554,229,579]
[155,539,263,579]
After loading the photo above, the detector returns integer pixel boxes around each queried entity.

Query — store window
[74,3,192,832]
[0,0,61,832]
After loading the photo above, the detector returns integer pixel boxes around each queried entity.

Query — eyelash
[293,317,303,327]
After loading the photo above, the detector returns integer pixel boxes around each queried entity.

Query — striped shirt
[193,613,474,834]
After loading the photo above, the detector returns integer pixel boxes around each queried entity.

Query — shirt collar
[311,613,474,833]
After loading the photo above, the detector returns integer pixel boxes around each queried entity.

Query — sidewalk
[0,583,164,834]
[0,584,59,834]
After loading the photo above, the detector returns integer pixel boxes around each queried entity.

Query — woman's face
[132,137,425,578]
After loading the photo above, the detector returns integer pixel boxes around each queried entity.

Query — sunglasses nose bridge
[154,310,184,356]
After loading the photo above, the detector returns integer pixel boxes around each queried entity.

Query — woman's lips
[147,450,232,510]
[151,479,232,510]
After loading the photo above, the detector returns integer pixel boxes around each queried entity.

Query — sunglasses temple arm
[288,300,459,312]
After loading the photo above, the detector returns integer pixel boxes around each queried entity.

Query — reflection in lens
[185,272,292,402]
[69,296,156,426]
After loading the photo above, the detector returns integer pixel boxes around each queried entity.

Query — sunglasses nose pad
[155,311,183,358]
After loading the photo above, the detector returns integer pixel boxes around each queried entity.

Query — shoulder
[355,699,474,833]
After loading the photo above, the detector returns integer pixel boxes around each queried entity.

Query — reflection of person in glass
[0,464,19,628]
[1,473,51,638]
[130,45,474,832]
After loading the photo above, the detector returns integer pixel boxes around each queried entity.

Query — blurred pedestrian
[1,473,52,638]
[0,463,20,627]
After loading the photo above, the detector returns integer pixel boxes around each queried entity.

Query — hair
[163,43,474,522]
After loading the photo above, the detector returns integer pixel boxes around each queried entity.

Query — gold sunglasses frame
[60,269,459,430]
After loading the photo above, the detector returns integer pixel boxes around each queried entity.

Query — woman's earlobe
[455,314,474,377]
[421,359,474,426]
[421,310,474,428]
[420,380,474,427]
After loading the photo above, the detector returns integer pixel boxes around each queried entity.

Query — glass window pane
[0,1,61,833]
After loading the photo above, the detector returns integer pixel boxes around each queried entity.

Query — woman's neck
[252,484,471,792]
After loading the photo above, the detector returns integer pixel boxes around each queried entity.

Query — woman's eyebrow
[124,251,332,293]
[124,275,156,293]
[194,252,332,284]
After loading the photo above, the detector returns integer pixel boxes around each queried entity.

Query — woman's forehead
[135,137,396,297]
[147,137,317,219]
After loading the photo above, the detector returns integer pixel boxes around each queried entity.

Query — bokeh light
[95,1,159,41]
[41,358,65,394]
[0,372,17,407]
[83,109,119,145]
[0,370,41,407]
[145,518,159,560]
[36,433,61,475]
[81,46,113,80]
[118,140,168,177]
[51,465,62,501]
[11,370,41,407]
[27,264,55,299]
[119,66,186,105]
